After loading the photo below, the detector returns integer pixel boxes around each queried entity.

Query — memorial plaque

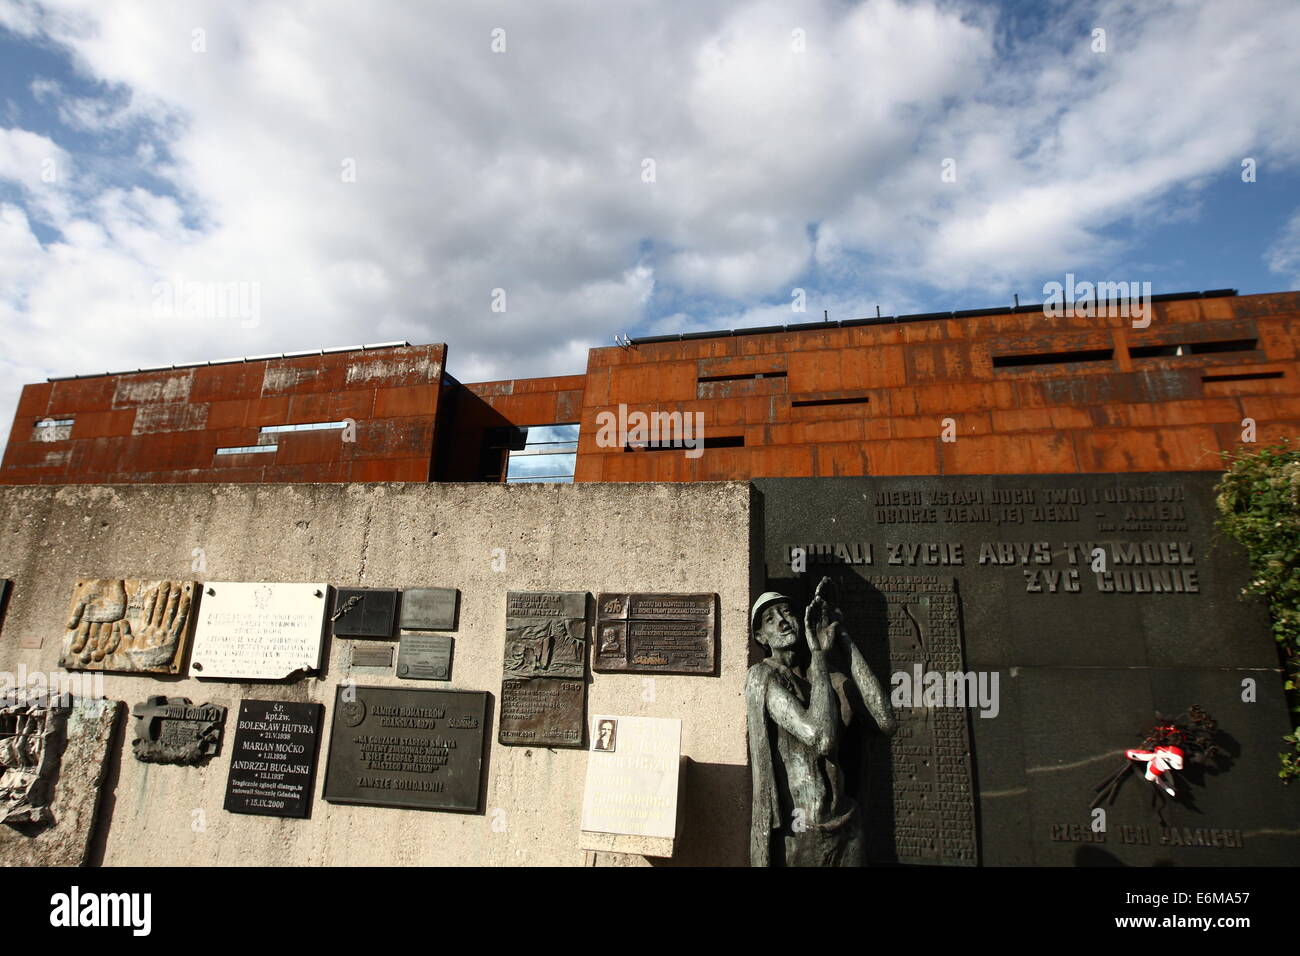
[130,696,226,764]
[0,579,10,634]
[858,576,977,866]
[351,644,394,669]
[224,699,323,818]
[190,582,328,680]
[399,588,459,631]
[322,685,487,812]
[499,591,588,748]
[59,579,195,674]
[757,473,1300,866]
[593,592,716,674]
[332,588,399,639]
[580,715,683,857]
[397,633,453,680]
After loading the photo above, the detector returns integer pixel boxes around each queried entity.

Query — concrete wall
[0,481,755,866]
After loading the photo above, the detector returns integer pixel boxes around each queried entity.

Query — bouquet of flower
[1091,706,1226,817]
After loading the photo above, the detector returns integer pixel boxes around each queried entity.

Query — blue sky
[1,0,1298,447]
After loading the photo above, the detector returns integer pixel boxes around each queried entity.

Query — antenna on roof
[823,310,828,321]
[1014,293,1020,308]
[876,305,881,318]
[614,333,634,350]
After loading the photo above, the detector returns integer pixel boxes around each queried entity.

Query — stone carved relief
[61,579,194,674]
[0,698,70,826]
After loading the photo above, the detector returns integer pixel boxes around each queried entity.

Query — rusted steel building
[4,289,1298,486]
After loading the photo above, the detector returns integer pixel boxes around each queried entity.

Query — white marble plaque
[580,715,682,842]
[189,582,328,680]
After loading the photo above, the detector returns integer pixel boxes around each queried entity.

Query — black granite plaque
[322,685,487,812]
[0,579,9,634]
[856,577,977,866]
[399,588,459,631]
[131,696,226,765]
[593,593,717,674]
[397,633,453,680]
[224,699,323,818]
[332,588,398,638]
[756,472,1300,866]
[499,591,587,748]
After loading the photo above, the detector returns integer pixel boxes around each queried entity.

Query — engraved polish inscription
[224,699,323,818]
[593,593,716,674]
[323,686,487,811]
[499,591,587,748]
[858,576,978,867]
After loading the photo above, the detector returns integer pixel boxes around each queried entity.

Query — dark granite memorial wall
[755,472,1298,866]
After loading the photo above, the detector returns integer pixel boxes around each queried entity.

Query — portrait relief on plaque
[60,579,195,674]
[593,592,716,674]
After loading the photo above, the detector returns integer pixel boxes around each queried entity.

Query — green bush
[1214,437,1300,780]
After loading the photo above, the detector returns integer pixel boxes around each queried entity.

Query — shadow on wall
[651,757,751,867]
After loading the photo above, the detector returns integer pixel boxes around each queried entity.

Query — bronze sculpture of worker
[747,576,896,866]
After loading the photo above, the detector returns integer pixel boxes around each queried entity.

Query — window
[31,418,74,442]
[215,444,278,455]
[259,421,352,434]
[505,424,579,483]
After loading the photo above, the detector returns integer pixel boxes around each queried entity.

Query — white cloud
[0,0,1299,452]
[1267,207,1300,290]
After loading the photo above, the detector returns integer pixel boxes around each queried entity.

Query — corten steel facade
[0,344,447,485]
[3,290,1298,486]
[575,290,1300,480]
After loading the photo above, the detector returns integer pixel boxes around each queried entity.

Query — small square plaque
[399,588,459,631]
[332,588,399,638]
[397,633,453,680]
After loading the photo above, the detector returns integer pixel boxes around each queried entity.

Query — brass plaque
[60,579,195,674]
[593,593,717,674]
[351,644,394,669]
[499,591,588,748]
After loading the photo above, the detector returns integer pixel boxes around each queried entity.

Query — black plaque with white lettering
[224,699,323,818]
[322,685,487,812]
[499,591,588,748]
[756,473,1300,866]
[593,593,716,674]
